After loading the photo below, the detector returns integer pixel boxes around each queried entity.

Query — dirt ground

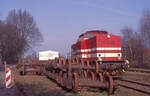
[123,71,150,83]
[0,66,19,96]
[114,71,150,96]
[114,86,150,96]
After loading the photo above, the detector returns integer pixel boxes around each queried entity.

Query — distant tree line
[121,9,150,69]
[0,9,43,64]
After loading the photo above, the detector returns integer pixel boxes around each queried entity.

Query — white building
[39,50,59,60]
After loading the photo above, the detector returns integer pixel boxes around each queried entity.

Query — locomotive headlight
[107,35,110,38]
[99,54,101,57]
[118,54,121,59]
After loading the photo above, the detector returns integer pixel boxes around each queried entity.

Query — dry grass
[115,86,150,96]
[14,72,66,96]
[123,71,150,83]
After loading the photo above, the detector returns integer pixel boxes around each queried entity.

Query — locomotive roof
[79,30,108,37]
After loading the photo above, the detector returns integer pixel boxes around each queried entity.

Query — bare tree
[121,26,134,61]
[140,9,150,48]
[139,9,150,68]
[120,9,150,69]
[25,50,38,60]
[5,9,43,63]
[0,23,18,63]
[0,9,42,64]
[121,27,145,68]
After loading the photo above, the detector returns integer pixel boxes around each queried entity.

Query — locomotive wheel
[106,74,113,95]
[72,73,79,92]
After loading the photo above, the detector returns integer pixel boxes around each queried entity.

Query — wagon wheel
[97,72,104,83]
[81,70,87,79]
[60,72,64,86]
[87,72,92,80]
[66,74,73,89]
[91,72,95,80]
[72,73,79,92]
[58,71,63,84]
[87,72,94,80]
[62,73,67,87]
[20,71,26,75]
[105,74,113,95]
[83,70,87,78]
[56,71,60,82]
[52,70,56,79]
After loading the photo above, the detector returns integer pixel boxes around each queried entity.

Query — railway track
[128,68,150,73]
[117,78,150,94]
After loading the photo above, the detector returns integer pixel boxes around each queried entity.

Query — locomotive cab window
[84,34,94,40]
[78,34,84,41]
[99,32,107,36]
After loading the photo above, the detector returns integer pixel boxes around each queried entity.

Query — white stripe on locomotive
[72,47,121,54]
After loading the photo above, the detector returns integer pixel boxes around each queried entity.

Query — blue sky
[0,0,150,56]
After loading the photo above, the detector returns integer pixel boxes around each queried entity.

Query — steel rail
[117,79,150,94]
[128,68,150,73]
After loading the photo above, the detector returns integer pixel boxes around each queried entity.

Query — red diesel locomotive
[71,30,128,73]
[71,30,122,61]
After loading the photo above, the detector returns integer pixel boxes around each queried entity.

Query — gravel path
[0,66,19,96]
